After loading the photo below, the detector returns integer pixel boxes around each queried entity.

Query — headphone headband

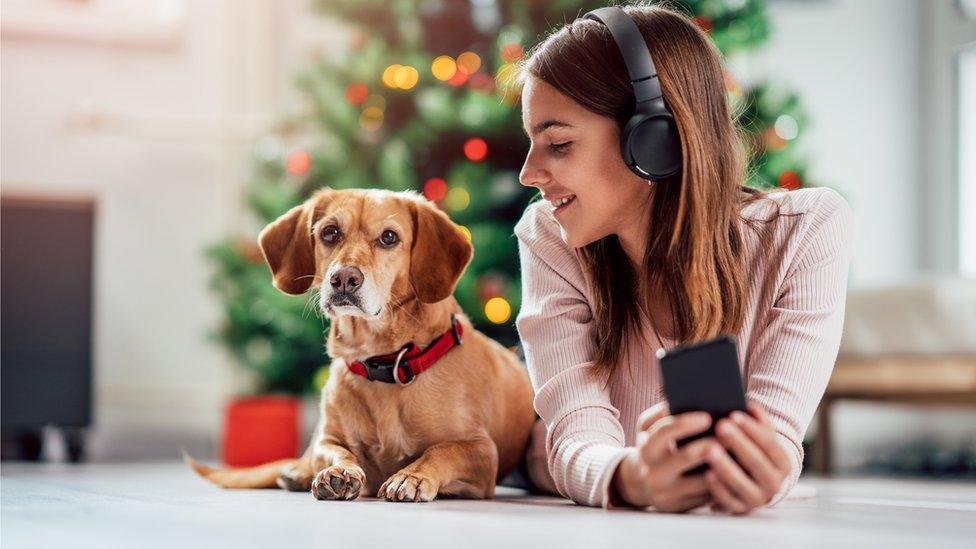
[583,6,662,103]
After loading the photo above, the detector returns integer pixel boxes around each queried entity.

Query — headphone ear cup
[624,113,682,180]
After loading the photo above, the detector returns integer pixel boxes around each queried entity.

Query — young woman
[512,4,853,514]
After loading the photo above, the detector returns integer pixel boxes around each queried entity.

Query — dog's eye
[379,230,399,247]
[321,225,341,244]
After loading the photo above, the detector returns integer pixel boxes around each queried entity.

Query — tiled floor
[2,461,974,548]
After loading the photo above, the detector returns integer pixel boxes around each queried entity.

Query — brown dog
[187,187,536,502]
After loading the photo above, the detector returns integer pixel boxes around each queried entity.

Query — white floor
[2,462,975,549]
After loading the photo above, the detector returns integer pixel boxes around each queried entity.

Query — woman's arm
[740,189,855,506]
[514,202,629,509]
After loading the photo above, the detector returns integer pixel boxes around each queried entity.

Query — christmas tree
[207,0,811,395]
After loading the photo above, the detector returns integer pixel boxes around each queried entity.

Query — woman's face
[518,76,651,248]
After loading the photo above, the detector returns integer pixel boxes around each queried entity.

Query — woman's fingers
[705,470,749,514]
[733,408,793,474]
[660,436,717,477]
[733,407,776,450]
[746,402,770,424]
[639,412,711,464]
[715,418,782,494]
[637,402,670,432]
[646,471,711,513]
[675,491,713,513]
[705,444,766,507]
[671,471,710,499]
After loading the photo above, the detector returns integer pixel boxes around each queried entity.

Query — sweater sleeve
[744,189,855,506]
[513,202,630,509]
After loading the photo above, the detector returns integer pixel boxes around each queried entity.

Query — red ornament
[479,277,505,301]
[693,15,714,33]
[500,43,524,63]
[423,177,448,201]
[286,150,311,176]
[345,82,368,105]
[469,72,495,93]
[447,70,469,87]
[778,170,802,191]
[463,137,488,162]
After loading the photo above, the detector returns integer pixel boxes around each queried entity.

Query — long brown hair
[519,2,782,377]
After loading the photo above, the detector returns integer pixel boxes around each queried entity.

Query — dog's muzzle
[329,292,362,307]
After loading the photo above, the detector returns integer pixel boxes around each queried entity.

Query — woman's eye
[379,229,399,247]
[320,225,341,244]
[548,141,572,155]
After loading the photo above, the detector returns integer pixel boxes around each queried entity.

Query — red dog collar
[347,313,464,385]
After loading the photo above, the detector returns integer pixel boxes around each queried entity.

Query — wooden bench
[810,354,976,473]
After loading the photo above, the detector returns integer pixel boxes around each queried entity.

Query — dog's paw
[311,466,365,501]
[378,472,438,502]
[276,463,313,492]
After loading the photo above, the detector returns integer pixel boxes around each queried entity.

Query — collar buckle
[392,346,414,386]
[360,357,385,383]
[361,344,413,385]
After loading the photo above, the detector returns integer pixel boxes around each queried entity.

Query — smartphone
[656,334,747,475]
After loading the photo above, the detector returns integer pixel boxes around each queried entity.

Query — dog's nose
[330,266,363,293]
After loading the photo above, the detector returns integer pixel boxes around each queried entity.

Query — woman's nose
[519,152,548,188]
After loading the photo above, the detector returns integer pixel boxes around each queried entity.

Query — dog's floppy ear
[408,200,473,304]
[258,202,316,295]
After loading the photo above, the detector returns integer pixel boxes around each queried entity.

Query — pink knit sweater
[514,187,854,510]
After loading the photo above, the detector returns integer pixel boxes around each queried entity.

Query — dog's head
[257,187,473,319]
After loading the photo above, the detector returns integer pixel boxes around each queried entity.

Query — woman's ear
[258,202,316,295]
[408,200,474,304]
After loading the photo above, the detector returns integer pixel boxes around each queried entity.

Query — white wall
[747,0,922,287]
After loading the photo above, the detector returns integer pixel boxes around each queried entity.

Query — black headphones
[583,7,682,181]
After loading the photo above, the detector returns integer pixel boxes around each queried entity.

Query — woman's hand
[610,402,720,513]
[704,402,793,515]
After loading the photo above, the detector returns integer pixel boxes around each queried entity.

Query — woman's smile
[552,195,577,216]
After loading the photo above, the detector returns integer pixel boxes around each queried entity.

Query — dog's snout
[330,266,363,293]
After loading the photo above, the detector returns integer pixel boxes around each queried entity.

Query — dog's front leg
[309,437,366,501]
[378,437,498,502]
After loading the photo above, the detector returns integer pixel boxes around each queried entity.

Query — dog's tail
[182,449,305,489]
